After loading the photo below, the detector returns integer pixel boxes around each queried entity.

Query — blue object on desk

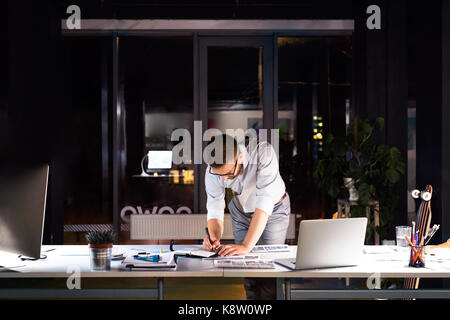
[134,255,160,263]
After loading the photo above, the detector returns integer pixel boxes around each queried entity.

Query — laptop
[276,218,367,270]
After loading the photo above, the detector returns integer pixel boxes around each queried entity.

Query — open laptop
[276,218,367,270]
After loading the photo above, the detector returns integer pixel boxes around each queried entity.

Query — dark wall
[413,0,450,245]
[7,1,65,244]
[0,5,7,162]
[352,0,408,237]
[58,0,354,19]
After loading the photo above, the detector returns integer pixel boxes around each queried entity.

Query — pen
[404,235,424,263]
[205,227,212,242]
[205,227,216,251]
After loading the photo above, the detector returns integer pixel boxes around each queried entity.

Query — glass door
[198,37,274,212]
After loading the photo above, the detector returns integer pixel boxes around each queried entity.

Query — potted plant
[85,230,115,271]
[313,116,405,242]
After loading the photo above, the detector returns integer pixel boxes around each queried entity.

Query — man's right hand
[203,237,221,252]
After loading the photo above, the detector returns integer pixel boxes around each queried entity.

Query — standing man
[203,134,290,299]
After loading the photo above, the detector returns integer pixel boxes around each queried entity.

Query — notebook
[174,249,218,258]
[122,252,177,270]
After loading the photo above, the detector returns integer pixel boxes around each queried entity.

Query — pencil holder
[409,245,425,268]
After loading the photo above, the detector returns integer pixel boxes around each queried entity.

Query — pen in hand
[205,227,218,252]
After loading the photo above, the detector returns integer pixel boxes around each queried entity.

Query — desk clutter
[122,252,177,270]
[119,248,275,270]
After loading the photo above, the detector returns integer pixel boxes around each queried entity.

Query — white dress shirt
[205,140,286,221]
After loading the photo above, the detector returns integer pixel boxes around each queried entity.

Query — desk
[0,245,221,299]
[1,245,449,299]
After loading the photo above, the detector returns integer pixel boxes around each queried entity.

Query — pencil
[404,235,424,263]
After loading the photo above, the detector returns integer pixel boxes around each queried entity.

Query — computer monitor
[147,150,173,170]
[0,164,49,259]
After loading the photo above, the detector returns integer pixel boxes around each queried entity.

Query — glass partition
[119,37,194,242]
[277,37,352,224]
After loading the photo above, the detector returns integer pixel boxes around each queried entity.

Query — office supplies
[0,164,49,259]
[134,255,160,263]
[250,245,290,253]
[213,259,276,269]
[404,235,424,264]
[205,227,221,252]
[424,224,440,245]
[205,227,212,242]
[122,252,176,270]
[275,218,367,270]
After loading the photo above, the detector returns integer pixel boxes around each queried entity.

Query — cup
[395,226,412,247]
[409,245,425,268]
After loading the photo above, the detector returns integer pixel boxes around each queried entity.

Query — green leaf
[360,121,373,140]
[386,168,400,184]
[375,117,385,130]
[357,182,371,204]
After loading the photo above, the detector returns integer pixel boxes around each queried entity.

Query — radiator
[130,214,296,240]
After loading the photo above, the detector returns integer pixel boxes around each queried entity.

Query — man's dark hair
[207,134,238,169]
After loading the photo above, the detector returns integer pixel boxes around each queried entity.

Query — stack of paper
[121,252,177,270]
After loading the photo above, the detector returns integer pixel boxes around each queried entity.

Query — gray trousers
[229,193,290,300]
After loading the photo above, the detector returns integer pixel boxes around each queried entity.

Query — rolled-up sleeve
[205,167,226,221]
[255,142,285,216]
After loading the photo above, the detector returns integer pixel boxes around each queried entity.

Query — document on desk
[213,259,276,269]
[174,249,218,258]
[204,255,260,261]
[122,252,177,270]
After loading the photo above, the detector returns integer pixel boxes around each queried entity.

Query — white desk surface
[223,245,450,278]
[0,245,222,278]
[0,245,449,279]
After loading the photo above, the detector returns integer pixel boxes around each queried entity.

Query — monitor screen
[147,150,173,169]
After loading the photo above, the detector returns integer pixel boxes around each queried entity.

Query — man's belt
[274,192,287,206]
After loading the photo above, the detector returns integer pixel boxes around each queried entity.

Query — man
[202,134,290,300]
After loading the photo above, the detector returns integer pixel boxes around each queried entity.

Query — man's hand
[217,244,250,257]
[203,237,221,252]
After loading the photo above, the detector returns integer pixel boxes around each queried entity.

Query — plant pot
[343,177,359,201]
[88,243,113,271]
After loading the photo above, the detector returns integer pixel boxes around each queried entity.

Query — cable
[18,254,47,261]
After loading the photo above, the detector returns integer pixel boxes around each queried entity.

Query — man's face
[210,153,243,181]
